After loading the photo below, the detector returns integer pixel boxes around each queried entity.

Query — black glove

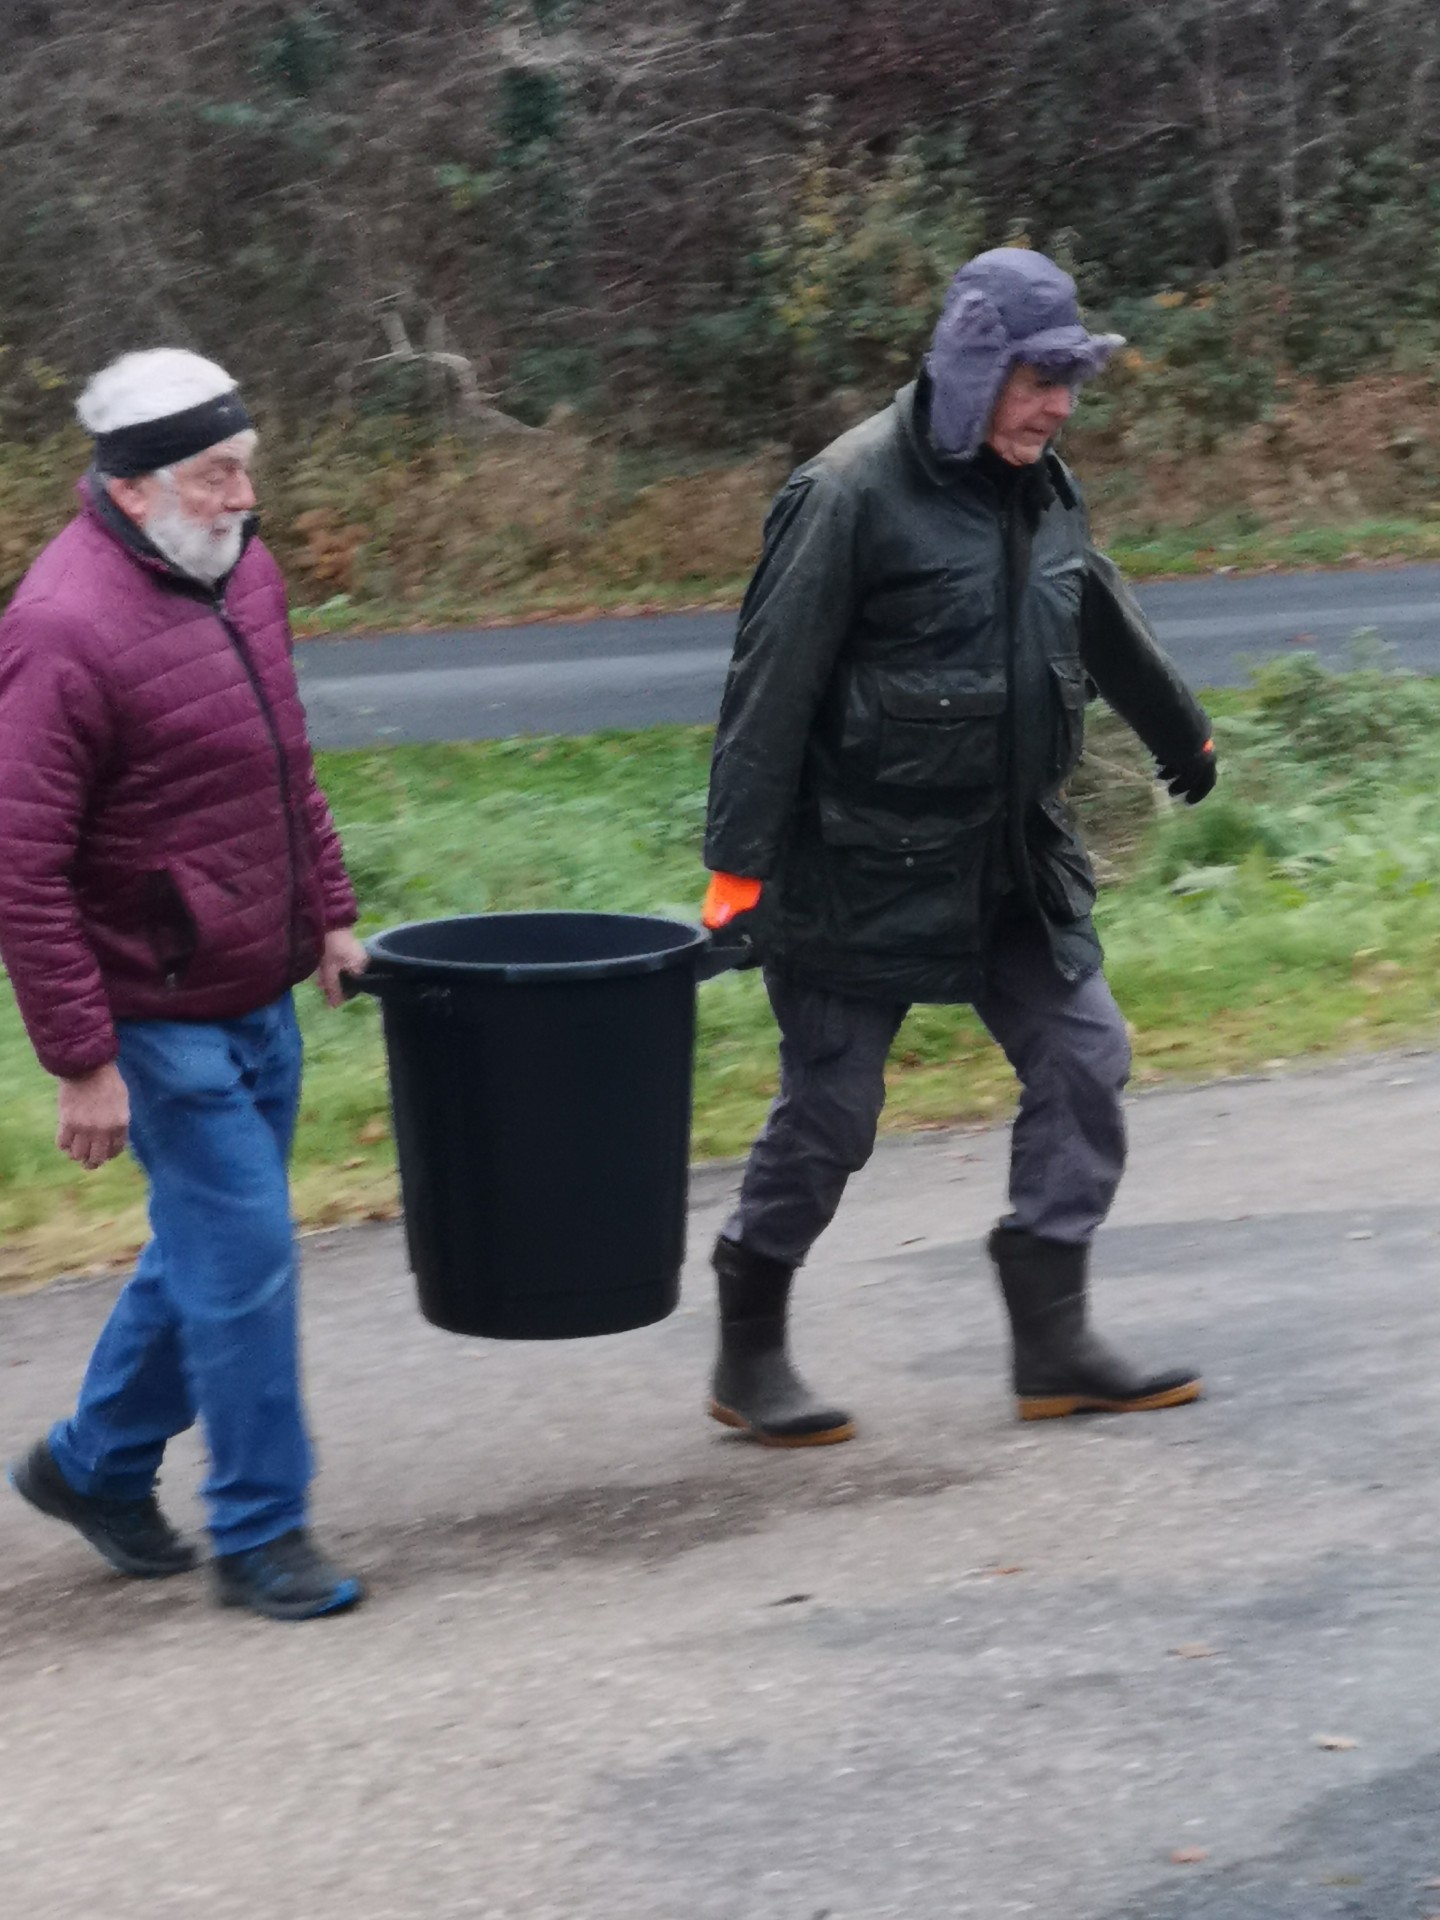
[704,914,765,973]
[1157,739,1217,805]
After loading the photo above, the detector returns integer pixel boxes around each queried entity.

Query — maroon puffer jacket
[0,489,357,1078]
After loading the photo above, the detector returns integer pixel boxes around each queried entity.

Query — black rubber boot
[8,1438,199,1579]
[709,1237,855,1447]
[213,1528,365,1621]
[987,1227,1202,1421]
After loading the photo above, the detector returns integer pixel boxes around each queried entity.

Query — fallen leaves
[1170,1642,1218,1660]
[1171,1847,1208,1865]
[1312,1733,1361,1751]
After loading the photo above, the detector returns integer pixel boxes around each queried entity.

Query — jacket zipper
[215,600,302,984]
[1001,486,1083,982]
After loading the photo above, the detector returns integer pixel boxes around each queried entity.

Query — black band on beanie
[92,389,254,478]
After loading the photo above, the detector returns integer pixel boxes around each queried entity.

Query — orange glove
[702,872,762,929]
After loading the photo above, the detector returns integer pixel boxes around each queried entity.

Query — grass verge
[3,656,1440,1289]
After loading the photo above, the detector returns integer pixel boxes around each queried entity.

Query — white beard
[144,493,246,586]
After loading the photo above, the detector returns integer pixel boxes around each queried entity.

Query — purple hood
[925,249,1125,460]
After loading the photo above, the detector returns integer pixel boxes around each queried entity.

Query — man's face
[986,364,1077,466]
[166,438,258,523]
[110,435,258,584]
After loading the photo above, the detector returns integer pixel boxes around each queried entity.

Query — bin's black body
[364,913,710,1340]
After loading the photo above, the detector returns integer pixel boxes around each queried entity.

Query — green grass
[1106,517,1440,581]
[5,655,1440,1287]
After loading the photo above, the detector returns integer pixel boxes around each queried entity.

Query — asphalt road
[297,563,1440,748]
[4,1050,1440,1917]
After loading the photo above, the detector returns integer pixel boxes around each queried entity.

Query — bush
[1246,647,1435,763]
[1124,656,1440,916]
[1147,795,1290,887]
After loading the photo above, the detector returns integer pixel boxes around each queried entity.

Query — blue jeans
[48,996,313,1554]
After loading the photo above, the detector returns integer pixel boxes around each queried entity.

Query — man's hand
[1157,739,1218,806]
[57,1063,129,1171]
[318,926,370,1008]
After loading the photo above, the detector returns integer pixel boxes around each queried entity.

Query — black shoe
[988,1227,1202,1421]
[709,1236,855,1447]
[214,1529,365,1621]
[8,1438,199,1579]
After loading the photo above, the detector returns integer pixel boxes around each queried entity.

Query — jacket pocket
[871,668,1007,789]
[818,797,977,859]
[816,795,996,953]
[1049,657,1089,782]
[141,870,200,986]
[1029,797,1097,923]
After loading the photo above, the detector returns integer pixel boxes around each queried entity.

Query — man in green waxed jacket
[699,248,1217,1446]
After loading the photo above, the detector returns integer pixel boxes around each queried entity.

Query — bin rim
[363,909,713,986]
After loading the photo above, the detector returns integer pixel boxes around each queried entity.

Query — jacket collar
[896,374,1061,518]
[80,472,259,599]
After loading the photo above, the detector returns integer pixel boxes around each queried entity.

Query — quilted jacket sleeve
[0,605,120,1077]
[305,770,359,930]
[255,545,358,936]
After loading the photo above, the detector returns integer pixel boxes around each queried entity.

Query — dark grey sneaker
[8,1438,199,1579]
[213,1529,365,1621]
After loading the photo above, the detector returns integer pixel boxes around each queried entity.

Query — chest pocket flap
[874,668,1006,789]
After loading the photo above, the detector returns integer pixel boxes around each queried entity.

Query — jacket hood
[924,249,1124,460]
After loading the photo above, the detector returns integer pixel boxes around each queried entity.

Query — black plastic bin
[350,911,736,1340]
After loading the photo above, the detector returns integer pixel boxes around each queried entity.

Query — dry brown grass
[3,374,1439,628]
[0,423,784,618]
[0,431,88,600]
[262,429,785,619]
[1077,372,1440,534]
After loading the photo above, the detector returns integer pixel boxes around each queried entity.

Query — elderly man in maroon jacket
[0,349,369,1621]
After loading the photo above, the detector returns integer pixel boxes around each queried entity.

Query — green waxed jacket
[703,381,1211,1004]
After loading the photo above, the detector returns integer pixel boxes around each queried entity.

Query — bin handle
[339,963,385,1001]
[341,964,456,1013]
[696,928,756,982]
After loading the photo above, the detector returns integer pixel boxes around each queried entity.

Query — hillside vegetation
[3,3,1440,618]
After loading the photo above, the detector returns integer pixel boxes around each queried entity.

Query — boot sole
[214,1577,365,1622]
[1017,1380,1203,1421]
[8,1460,198,1579]
[708,1400,856,1447]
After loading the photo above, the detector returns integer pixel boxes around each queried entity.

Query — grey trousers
[725,916,1132,1265]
